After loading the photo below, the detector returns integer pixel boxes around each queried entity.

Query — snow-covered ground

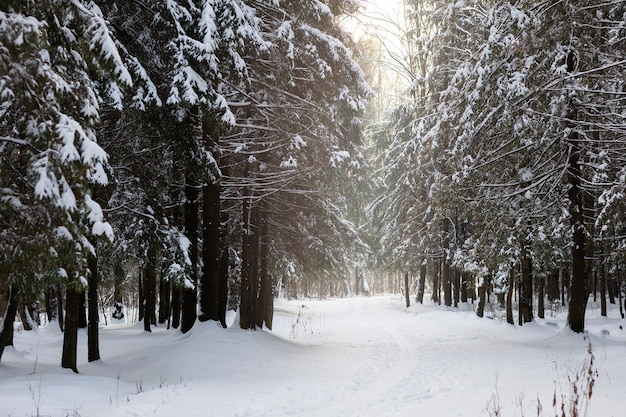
[1,296,624,417]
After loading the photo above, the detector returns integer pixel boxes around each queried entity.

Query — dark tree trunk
[158,274,171,325]
[62,283,80,373]
[143,238,157,332]
[404,271,410,308]
[0,286,19,361]
[607,271,615,305]
[138,270,144,322]
[431,260,440,304]
[263,276,274,330]
[506,267,514,324]
[453,270,460,308]
[547,270,560,302]
[239,188,252,329]
[182,176,199,333]
[217,210,229,328]
[171,286,181,329]
[477,277,487,318]
[257,208,271,329]
[57,288,64,332]
[18,299,32,331]
[87,254,100,362]
[246,203,261,329]
[416,258,426,304]
[519,245,533,324]
[566,51,587,333]
[537,274,545,319]
[600,258,607,317]
[199,180,221,322]
[78,290,87,329]
[442,219,452,307]
[46,286,60,324]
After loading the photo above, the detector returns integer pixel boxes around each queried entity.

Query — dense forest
[2,0,626,374]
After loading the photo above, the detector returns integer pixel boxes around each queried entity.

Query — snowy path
[1,296,625,416]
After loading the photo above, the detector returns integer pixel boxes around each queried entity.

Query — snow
[1,296,624,417]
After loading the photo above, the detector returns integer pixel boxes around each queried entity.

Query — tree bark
[0,286,18,361]
[442,219,452,307]
[566,51,588,333]
[199,180,220,322]
[78,290,87,329]
[246,203,261,329]
[431,260,440,304]
[240,187,252,329]
[519,244,533,324]
[182,176,199,333]
[87,254,100,362]
[506,267,514,325]
[600,258,607,317]
[404,271,410,308]
[537,274,545,320]
[62,282,80,373]
[171,286,181,329]
[461,273,469,303]
[143,238,157,332]
[158,274,170,325]
[416,258,426,304]
[257,207,271,329]
[477,277,486,318]
[217,208,229,328]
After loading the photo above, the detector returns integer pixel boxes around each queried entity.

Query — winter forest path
[1,296,625,416]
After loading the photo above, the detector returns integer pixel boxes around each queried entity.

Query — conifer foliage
[374,0,626,332]
[0,0,369,370]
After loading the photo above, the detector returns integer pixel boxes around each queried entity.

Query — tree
[0,0,126,370]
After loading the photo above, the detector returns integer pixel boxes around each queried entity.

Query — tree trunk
[87,254,100,362]
[404,271,410,308]
[218,211,229,328]
[453,270,460,308]
[506,267,514,324]
[46,286,60,324]
[547,270,560,303]
[78,290,87,329]
[431,260,440,304]
[138,270,144,322]
[477,277,486,318]
[537,274,545,319]
[171,286,181,329]
[62,282,80,373]
[519,244,533,324]
[256,207,271,329]
[566,51,588,333]
[0,286,18,361]
[461,273,469,303]
[240,187,252,329]
[442,219,452,307]
[600,258,607,317]
[17,299,32,331]
[416,258,426,304]
[182,176,199,333]
[143,238,157,332]
[199,180,220,322]
[158,274,170,325]
[57,288,64,332]
[246,203,261,329]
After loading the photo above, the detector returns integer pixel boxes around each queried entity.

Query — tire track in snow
[302,317,418,417]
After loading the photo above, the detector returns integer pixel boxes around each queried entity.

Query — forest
[2,0,626,377]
